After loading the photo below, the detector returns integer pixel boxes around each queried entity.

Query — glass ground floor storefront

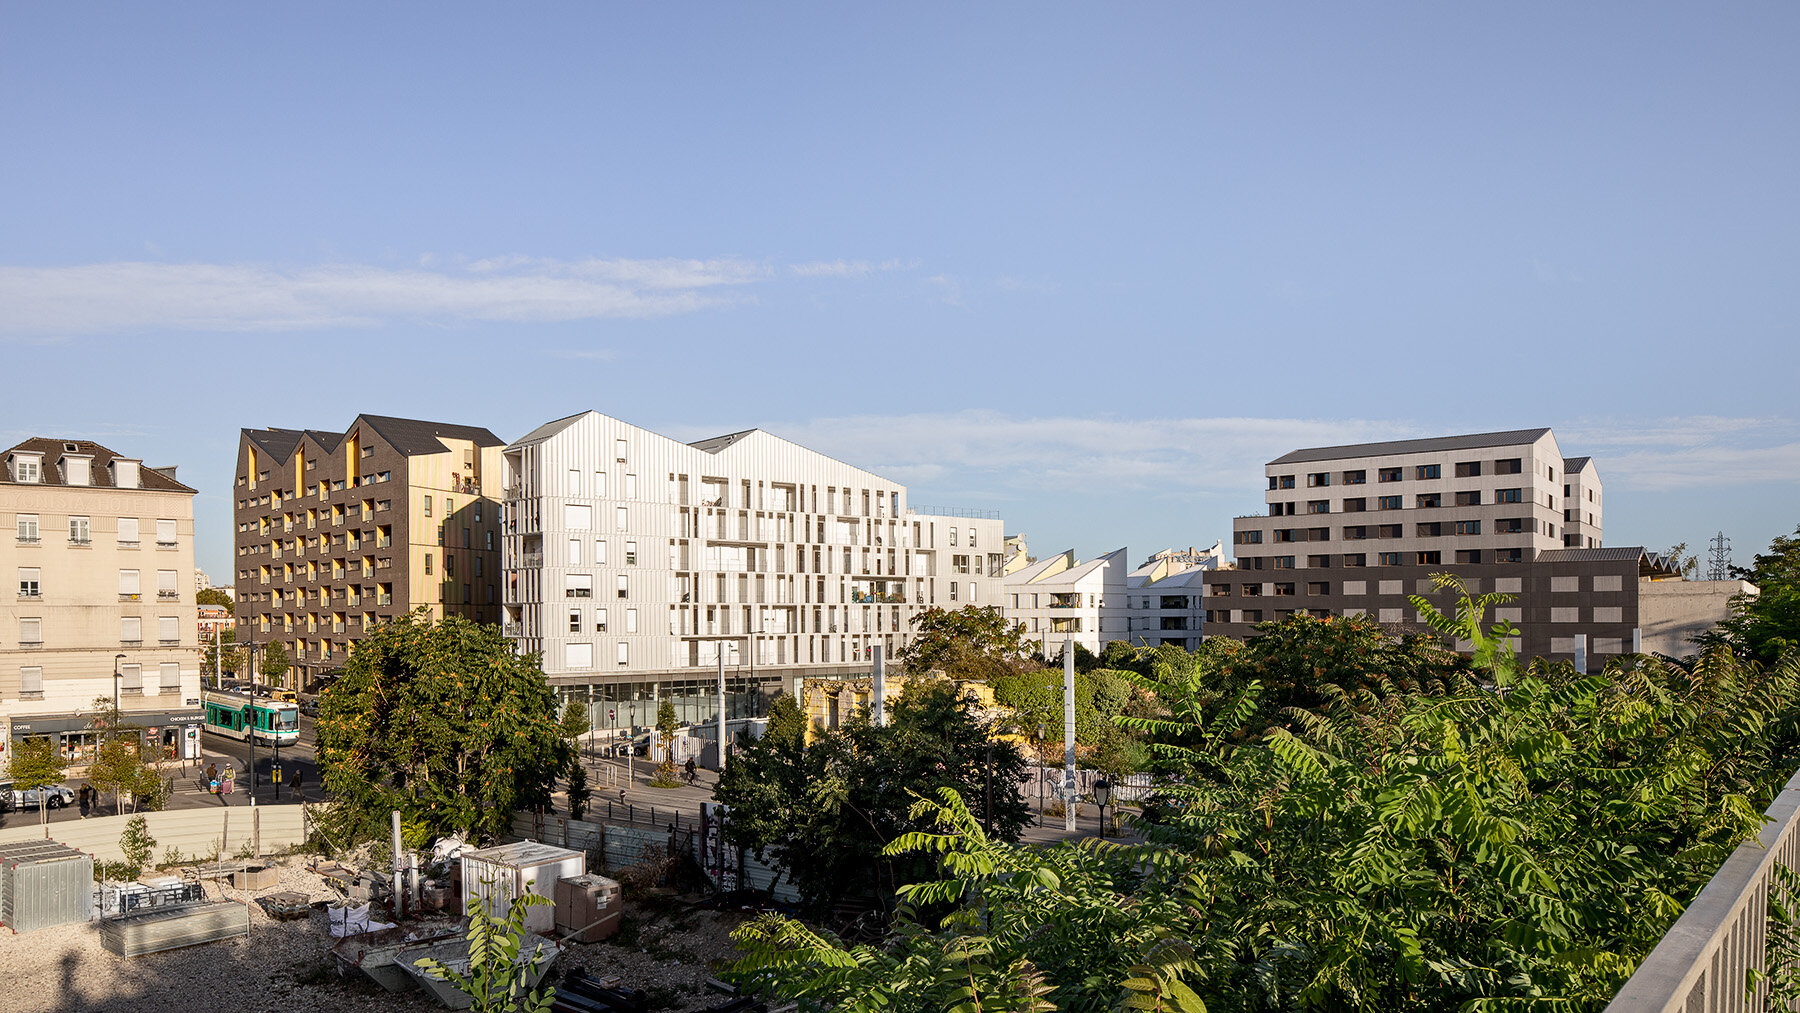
[555,676,783,733]
[6,708,205,769]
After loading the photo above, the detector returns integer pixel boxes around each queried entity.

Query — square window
[1416,464,1440,480]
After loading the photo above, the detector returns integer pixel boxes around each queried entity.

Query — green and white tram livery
[201,689,300,746]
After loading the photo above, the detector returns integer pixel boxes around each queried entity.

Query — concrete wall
[1639,579,1754,659]
[0,804,307,864]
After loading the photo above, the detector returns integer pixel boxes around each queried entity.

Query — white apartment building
[501,411,1004,730]
[1003,548,1130,660]
[2,439,203,772]
[1123,544,1226,651]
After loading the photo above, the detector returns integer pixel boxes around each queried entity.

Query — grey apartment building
[1201,429,1691,670]
[233,415,506,690]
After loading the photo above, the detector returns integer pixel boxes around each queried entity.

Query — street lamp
[113,654,125,716]
[1094,778,1112,839]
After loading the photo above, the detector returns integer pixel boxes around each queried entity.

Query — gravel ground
[0,858,757,1013]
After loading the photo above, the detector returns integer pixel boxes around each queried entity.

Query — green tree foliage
[565,758,590,821]
[201,627,245,683]
[195,588,235,610]
[417,887,557,1013]
[715,682,1030,908]
[1705,524,1800,664]
[1664,542,1700,579]
[8,736,65,835]
[86,696,156,815]
[118,815,157,880]
[989,667,1140,753]
[260,640,290,684]
[897,606,1034,679]
[314,611,570,845]
[735,597,1800,1011]
[558,700,590,743]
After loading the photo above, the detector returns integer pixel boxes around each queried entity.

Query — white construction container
[459,841,584,935]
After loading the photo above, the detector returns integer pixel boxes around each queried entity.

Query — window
[1235,530,1264,544]
[1417,522,1442,537]
[968,528,977,548]
[1496,518,1525,533]
[1343,525,1367,540]
[565,504,591,529]
[424,496,432,517]
[1416,493,1441,508]
[156,519,177,546]
[1278,475,1296,489]
[625,541,637,565]
[119,569,141,596]
[1379,552,1402,566]
[1241,583,1262,596]
[117,517,140,545]
[1497,488,1523,503]
[119,664,141,691]
[616,506,628,530]
[69,516,90,544]
[445,554,454,577]
[1496,548,1523,563]
[625,474,636,499]
[1377,524,1402,538]
[595,540,607,565]
[121,616,142,642]
[1307,472,1330,487]
[566,643,593,669]
[18,567,40,598]
[15,458,39,482]
[949,527,958,546]
[1269,502,1296,517]
[1308,582,1330,595]
[1341,498,1366,512]
[1455,520,1481,535]
[1243,610,1263,623]
[16,514,39,542]
[1273,556,1295,569]
[1377,495,1402,510]
[569,609,583,632]
[1307,500,1329,514]
[1455,550,1483,564]
[616,575,628,598]
[615,438,628,462]
[20,666,42,694]
[1343,470,1366,484]
[424,554,432,575]
[1416,464,1440,480]
[158,616,180,643]
[567,538,582,565]
[1416,551,1441,564]
[1343,553,1367,567]
[1272,583,1295,596]
[1455,490,1481,506]
[1454,461,1481,478]
[1495,458,1522,475]
[626,608,638,633]
[1308,555,1331,567]
[596,608,607,632]
[1378,468,1402,482]
[616,642,629,666]
[157,570,178,598]
[568,468,581,494]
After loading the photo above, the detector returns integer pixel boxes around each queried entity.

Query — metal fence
[508,810,798,903]
[1608,768,1800,1012]
[0,804,309,864]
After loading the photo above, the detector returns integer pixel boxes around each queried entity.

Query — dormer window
[13,455,41,483]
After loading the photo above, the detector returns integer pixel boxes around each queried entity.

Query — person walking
[292,766,304,800]
[78,783,92,818]
[684,756,697,785]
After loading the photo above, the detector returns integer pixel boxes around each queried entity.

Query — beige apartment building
[1,439,203,772]
[233,415,507,691]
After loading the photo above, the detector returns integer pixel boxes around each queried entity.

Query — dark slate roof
[1268,428,1554,465]
[1563,456,1593,472]
[511,413,586,447]
[1534,547,1645,562]
[356,415,505,456]
[243,428,306,458]
[1,438,195,493]
[688,429,759,454]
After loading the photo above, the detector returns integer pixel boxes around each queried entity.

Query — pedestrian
[293,766,304,798]
[206,762,217,784]
[78,784,91,818]
[684,756,697,785]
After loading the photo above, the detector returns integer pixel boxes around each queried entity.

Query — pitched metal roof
[1563,456,1593,472]
[1534,547,1645,562]
[510,412,587,447]
[1,438,195,493]
[243,427,306,459]
[1268,428,1553,465]
[688,429,760,454]
[356,414,505,455]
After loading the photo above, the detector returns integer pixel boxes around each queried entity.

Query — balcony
[565,589,592,598]
[158,590,179,599]
[118,539,139,547]
[519,552,544,568]
[156,539,177,548]
[120,593,141,601]
[16,535,39,544]
[69,537,91,546]
[503,623,523,637]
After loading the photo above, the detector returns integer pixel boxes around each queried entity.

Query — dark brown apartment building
[232,415,506,690]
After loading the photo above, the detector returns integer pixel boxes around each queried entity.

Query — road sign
[272,765,282,784]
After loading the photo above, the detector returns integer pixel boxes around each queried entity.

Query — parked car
[0,782,75,811]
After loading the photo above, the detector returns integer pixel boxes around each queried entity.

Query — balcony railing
[1608,767,1800,1012]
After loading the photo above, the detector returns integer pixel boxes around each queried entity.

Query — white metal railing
[1608,768,1800,1012]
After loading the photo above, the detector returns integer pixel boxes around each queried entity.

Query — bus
[200,689,301,747]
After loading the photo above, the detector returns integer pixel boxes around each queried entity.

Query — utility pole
[871,644,886,727]
[716,651,727,772]
[1063,638,1076,833]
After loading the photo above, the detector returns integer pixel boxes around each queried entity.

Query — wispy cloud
[789,258,916,278]
[0,255,849,337]
[1563,416,1800,491]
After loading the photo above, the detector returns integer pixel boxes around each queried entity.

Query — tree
[565,758,590,821]
[314,611,570,846]
[201,627,245,683]
[118,816,157,880]
[195,588,235,610]
[896,606,1033,679]
[8,736,66,837]
[715,681,1029,908]
[1664,542,1701,579]
[650,699,681,786]
[260,640,290,686]
[558,700,590,744]
[86,696,155,815]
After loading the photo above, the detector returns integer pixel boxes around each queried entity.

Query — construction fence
[0,804,309,865]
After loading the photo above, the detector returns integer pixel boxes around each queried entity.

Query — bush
[118,816,156,880]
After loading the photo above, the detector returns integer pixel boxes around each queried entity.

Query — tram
[200,688,301,747]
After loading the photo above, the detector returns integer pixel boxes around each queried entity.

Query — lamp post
[113,653,125,717]
[1094,778,1112,839]
[1035,723,1046,819]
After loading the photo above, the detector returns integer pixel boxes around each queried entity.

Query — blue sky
[4,4,1797,582]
